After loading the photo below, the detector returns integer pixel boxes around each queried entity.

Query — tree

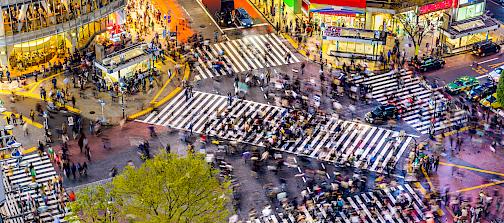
[496,74,504,107]
[67,153,232,223]
[65,183,120,223]
[395,12,432,56]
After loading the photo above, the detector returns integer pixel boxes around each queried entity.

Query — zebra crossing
[1,153,67,223]
[249,184,426,223]
[356,70,468,134]
[193,33,300,81]
[139,90,414,173]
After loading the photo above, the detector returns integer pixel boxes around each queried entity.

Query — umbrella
[333,101,342,110]
[228,215,239,223]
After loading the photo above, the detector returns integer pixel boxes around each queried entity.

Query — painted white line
[181,6,192,19]
[477,74,489,79]
[221,23,270,31]
[195,0,230,41]
[478,57,499,65]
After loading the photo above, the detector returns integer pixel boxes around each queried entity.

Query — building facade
[0,0,126,74]
[280,0,500,58]
[439,0,499,53]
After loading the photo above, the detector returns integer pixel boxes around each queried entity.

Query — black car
[365,104,399,124]
[472,41,501,57]
[465,82,496,101]
[414,56,445,72]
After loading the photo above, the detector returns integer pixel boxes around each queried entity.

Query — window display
[456,2,484,21]
[1,0,118,36]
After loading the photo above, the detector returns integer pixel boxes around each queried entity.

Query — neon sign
[419,0,456,14]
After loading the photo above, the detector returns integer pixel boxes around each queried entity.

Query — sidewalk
[0,0,196,124]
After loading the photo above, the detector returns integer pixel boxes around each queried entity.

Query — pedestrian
[22,122,29,135]
[29,109,35,121]
[48,145,54,161]
[434,156,440,171]
[77,163,82,177]
[10,113,16,126]
[85,146,91,162]
[6,70,10,82]
[70,163,77,180]
[6,115,10,125]
[52,77,57,89]
[67,116,74,133]
[82,162,88,176]
[71,96,76,107]
[165,144,171,153]
[227,92,233,106]
[78,134,85,153]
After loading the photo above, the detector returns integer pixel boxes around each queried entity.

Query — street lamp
[98,99,106,123]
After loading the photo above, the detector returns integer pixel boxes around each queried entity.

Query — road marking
[472,67,488,75]
[440,162,504,177]
[421,166,435,192]
[489,61,504,68]
[181,6,192,19]
[478,57,499,64]
[195,0,229,41]
[477,74,489,79]
[221,23,270,31]
[450,180,504,194]
[1,111,43,128]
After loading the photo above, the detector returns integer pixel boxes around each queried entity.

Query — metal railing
[0,0,126,46]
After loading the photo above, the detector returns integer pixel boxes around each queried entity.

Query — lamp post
[98,99,106,123]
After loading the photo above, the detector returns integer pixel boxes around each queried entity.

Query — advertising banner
[309,0,366,8]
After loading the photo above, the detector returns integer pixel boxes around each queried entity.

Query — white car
[489,65,503,83]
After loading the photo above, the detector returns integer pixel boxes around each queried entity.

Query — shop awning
[440,15,499,39]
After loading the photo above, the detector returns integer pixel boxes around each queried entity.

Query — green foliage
[67,153,232,223]
[65,183,120,223]
[496,74,504,106]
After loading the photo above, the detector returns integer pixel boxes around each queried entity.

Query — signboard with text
[309,0,366,8]
[419,0,456,14]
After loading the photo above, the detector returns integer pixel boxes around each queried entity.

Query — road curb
[127,63,189,121]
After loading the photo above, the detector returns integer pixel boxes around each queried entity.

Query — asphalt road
[487,0,504,23]
[423,52,504,84]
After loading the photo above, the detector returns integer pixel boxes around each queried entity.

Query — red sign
[419,0,457,14]
[309,0,366,9]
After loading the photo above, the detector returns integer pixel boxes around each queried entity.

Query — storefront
[440,17,499,52]
[439,0,499,53]
[302,0,367,29]
[323,26,386,60]
[394,0,456,38]
[0,0,126,74]
[94,43,150,87]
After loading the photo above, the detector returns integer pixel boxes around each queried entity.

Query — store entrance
[8,33,71,76]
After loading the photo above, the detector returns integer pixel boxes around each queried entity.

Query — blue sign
[163,29,167,38]
[168,15,171,23]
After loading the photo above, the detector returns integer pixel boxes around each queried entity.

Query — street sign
[168,15,171,23]
[163,28,167,38]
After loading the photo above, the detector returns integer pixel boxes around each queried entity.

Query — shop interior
[1,0,118,36]
[8,34,69,72]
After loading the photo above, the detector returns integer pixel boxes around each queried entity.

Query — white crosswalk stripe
[138,91,413,173]
[340,185,426,223]
[193,33,300,81]
[1,153,67,223]
[356,70,468,134]
[249,184,426,223]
